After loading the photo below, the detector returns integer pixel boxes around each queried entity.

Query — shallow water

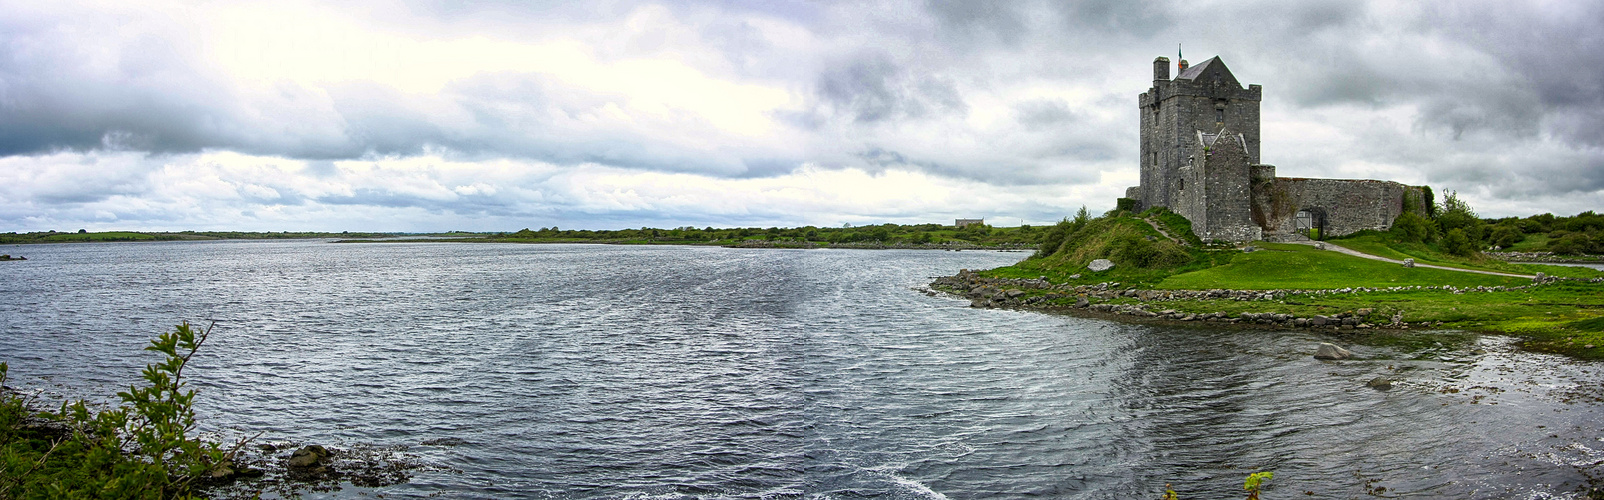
[1,240,1601,499]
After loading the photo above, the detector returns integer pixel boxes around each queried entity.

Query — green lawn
[1155,242,1533,290]
[1503,232,1550,252]
[1139,282,1604,359]
[1326,234,1602,278]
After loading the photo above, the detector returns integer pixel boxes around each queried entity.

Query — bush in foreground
[0,322,247,498]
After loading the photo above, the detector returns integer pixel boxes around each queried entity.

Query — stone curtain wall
[1259,178,1417,240]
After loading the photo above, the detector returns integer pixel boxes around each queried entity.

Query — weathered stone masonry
[1128,56,1424,242]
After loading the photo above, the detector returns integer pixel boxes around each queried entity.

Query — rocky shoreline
[927,270,1604,332]
[1486,251,1604,263]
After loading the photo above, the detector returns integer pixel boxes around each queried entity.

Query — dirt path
[1290,241,1537,279]
[1143,218,1187,246]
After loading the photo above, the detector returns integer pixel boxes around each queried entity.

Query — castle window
[1216,108,1224,123]
[1177,178,1184,191]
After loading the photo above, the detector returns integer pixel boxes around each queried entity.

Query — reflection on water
[1,241,1601,498]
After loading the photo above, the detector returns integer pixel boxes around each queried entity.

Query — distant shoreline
[332,237,1034,251]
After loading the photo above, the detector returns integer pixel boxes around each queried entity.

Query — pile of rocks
[1487,251,1604,263]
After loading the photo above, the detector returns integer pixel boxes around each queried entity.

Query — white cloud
[0,0,1600,231]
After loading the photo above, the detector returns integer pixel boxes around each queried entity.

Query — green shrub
[1547,231,1600,255]
[1034,207,1091,259]
[1116,198,1139,213]
[0,322,244,498]
[1487,224,1524,249]
[1435,190,1484,243]
[1390,211,1437,243]
[1443,228,1475,256]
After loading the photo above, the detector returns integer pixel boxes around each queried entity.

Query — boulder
[1069,273,1082,279]
[1087,259,1115,272]
[1074,297,1089,308]
[288,445,329,468]
[1366,377,1393,390]
[1402,258,1415,268]
[208,459,236,479]
[1005,289,1025,298]
[1314,343,1353,360]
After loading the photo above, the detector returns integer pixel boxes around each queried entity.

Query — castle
[1125,56,1426,242]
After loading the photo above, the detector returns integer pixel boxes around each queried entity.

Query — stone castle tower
[1128,56,1423,243]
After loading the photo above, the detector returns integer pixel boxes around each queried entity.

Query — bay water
[1,240,1601,498]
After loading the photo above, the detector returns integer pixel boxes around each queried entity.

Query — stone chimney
[1154,57,1170,81]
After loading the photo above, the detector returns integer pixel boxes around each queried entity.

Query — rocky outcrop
[1314,343,1352,360]
[1088,259,1115,272]
[288,445,330,468]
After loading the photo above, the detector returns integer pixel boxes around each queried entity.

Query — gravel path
[1291,240,1537,279]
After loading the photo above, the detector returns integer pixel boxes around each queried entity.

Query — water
[2,240,1601,499]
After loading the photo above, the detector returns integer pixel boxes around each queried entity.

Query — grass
[972,211,1604,359]
[1503,232,1550,252]
[1020,280,1604,359]
[984,210,1216,287]
[1155,243,1536,290]
[1324,233,1602,278]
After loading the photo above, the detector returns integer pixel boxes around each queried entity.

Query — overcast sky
[1,0,1600,232]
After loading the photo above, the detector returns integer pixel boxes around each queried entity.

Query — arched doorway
[1295,208,1328,241]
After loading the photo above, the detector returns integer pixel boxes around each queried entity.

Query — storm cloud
[0,0,1599,231]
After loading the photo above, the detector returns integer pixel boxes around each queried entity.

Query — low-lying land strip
[332,223,1041,249]
[938,208,1604,360]
[0,230,399,244]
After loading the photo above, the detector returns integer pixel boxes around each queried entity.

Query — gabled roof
[1175,56,1240,88]
[1198,129,1246,151]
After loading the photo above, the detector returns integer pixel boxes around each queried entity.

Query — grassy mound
[987,208,1225,286]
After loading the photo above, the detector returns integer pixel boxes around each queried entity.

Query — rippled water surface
[2,240,1602,499]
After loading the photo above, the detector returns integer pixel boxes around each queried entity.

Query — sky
[1,0,1600,232]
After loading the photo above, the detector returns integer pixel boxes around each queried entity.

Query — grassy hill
[970,208,1604,359]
